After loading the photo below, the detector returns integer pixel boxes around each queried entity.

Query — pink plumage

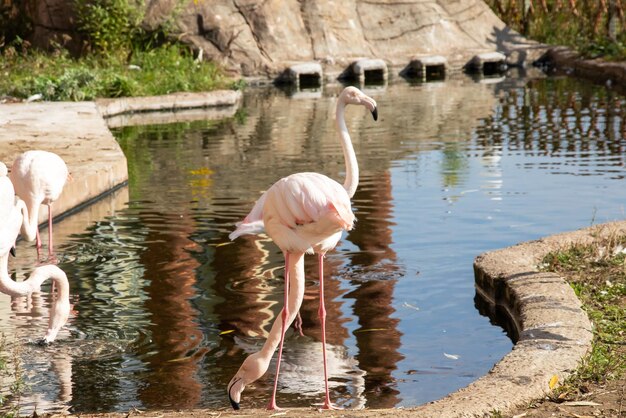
[230,172,355,252]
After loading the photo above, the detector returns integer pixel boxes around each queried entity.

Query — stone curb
[0,101,129,226]
[422,224,601,417]
[95,90,242,118]
[370,223,607,417]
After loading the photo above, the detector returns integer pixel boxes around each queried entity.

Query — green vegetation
[0,334,25,417]
[73,0,145,55]
[0,0,234,101]
[485,0,626,60]
[0,45,229,101]
[541,234,626,398]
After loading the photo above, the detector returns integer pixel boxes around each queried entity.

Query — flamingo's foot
[266,399,283,411]
[35,253,59,267]
[314,400,341,410]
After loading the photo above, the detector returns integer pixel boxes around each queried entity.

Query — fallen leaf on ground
[549,374,559,389]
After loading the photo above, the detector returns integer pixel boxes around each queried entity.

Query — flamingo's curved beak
[371,107,378,121]
[229,394,240,410]
[228,377,241,410]
[10,246,16,257]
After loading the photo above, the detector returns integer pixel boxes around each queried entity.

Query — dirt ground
[507,378,626,418]
[35,376,626,418]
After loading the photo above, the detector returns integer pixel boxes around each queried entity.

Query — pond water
[2,74,625,414]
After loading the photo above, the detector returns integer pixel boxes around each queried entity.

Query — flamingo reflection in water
[227,87,378,410]
[0,162,70,344]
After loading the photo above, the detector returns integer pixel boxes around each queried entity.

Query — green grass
[0,43,234,101]
[0,334,24,417]
[541,235,626,399]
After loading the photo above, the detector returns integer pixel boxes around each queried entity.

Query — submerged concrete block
[277,62,323,87]
[347,58,388,83]
[466,51,507,75]
[406,55,447,80]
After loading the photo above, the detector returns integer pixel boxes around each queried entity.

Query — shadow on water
[1,74,626,415]
[473,292,519,343]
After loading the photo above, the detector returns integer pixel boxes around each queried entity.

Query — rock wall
[20,0,545,78]
[19,0,82,54]
[168,0,544,77]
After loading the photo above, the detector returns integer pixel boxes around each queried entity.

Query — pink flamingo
[227,86,378,410]
[9,150,69,256]
[0,162,70,344]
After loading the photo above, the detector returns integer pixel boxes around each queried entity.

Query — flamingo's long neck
[0,252,37,296]
[336,100,359,198]
[0,252,68,299]
[0,250,70,342]
[17,199,39,242]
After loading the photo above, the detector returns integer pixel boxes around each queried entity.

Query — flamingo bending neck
[0,250,70,343]
[16,198,40,242]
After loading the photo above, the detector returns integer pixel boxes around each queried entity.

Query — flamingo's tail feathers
[229,220,265,240]
[328,201,355,231]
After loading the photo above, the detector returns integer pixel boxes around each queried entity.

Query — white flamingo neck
[336,102,359,198]
[0,253,35,296]
[0,253,69,299]
[16,199,39,242]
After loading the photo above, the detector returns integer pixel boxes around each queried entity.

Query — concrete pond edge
[426,223,603,417]
[348,222,618,417]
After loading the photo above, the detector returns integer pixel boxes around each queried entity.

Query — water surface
[1,74,625,414]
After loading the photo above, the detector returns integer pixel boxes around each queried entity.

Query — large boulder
[166,0,543,77]
[23,0,82,53]
[17,0,544,78]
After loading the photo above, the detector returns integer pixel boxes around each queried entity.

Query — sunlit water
[1,74,625,414]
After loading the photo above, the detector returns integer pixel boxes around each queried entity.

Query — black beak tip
[10,246,16,257]
[36,338,50,347]
[229,395,240,411]
[371,107,378,121]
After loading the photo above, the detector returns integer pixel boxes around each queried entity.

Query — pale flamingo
[9,150,69,256]
[227,86,378,410]
[0,162,70,344]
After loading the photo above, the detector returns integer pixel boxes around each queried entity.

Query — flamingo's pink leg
[35,229,42,250]
[267,251,290,410]
[48,204,53,254]
[318,253,337,410]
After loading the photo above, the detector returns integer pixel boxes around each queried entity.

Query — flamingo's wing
[229,173,355,242]
[273,173,354,230]
[229,192,268,240]
[0,165,21,256]
[10,151,68,205]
